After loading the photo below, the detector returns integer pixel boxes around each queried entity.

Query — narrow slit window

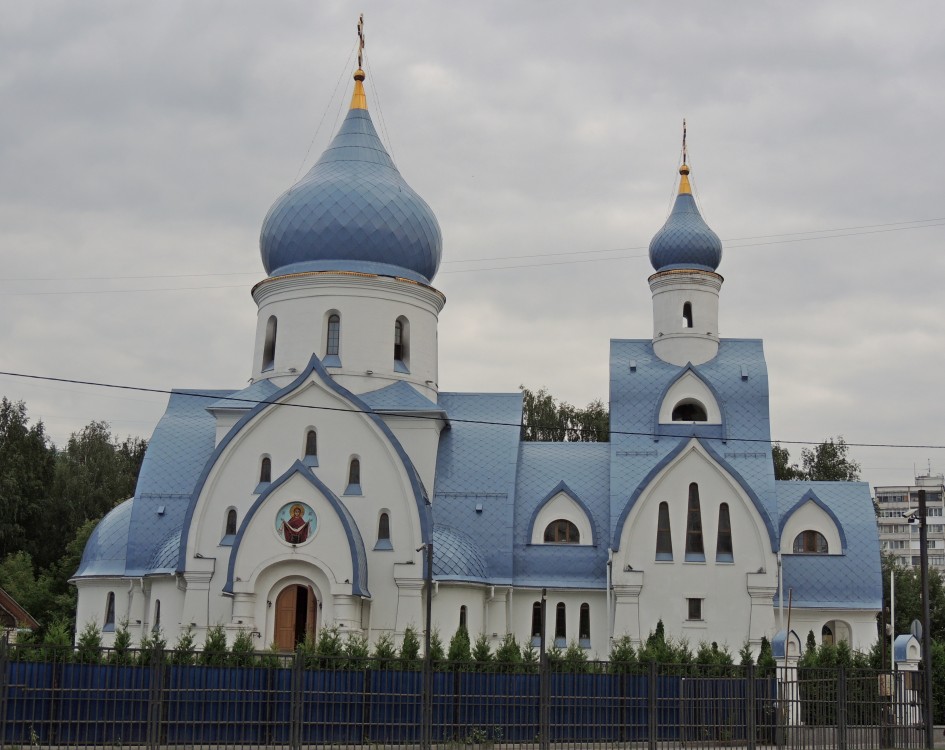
[531,602,542,646]
[104,592,115,631]
[459,605,468,632]
[716,503,733,561]
[259,457,272,484]
[685,483,705,561]
[152,600,161,633]
[225,508,237,536]
[305,430,317,458]
[378,512,390,541]
[394,320,404,361]
[262,316,277,371]
[683,302,693,329]
[656,501,673,560]
[687,598,703,621]
[348,458,360,486]
[579,603,591,647]
[554,602,566,646]
[326,314,341,357]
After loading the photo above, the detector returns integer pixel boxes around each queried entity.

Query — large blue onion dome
[260,69,442,285]
[648,163,722,273]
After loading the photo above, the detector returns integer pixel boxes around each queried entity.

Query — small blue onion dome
[648,164,722,273]
[260,69,442,285]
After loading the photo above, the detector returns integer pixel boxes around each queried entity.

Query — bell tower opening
[275,583,318,651]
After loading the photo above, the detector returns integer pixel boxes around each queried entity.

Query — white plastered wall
[529,492,595,546]
[251,273,445,402]
[611,440,778,649]
[649,270,722,367]
[180,372,427,646]
[779,500,843,555]
[658,371,722,424]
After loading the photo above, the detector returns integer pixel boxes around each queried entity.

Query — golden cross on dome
[682,118,688,165]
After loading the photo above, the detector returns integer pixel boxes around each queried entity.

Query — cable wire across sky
[1,369,942,451]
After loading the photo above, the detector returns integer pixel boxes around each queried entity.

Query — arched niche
[658,369,722,424]
[528,483,595,546]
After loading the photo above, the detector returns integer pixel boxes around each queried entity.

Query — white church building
[74,58,882,659]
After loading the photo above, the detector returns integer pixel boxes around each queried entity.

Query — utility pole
[918,489,933,750]
[421,542,434,750]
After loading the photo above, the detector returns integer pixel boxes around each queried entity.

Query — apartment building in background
[875,473,945,570]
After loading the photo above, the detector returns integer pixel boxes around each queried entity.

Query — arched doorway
[274,584,318,651]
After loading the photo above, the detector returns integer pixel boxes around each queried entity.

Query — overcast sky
[2,1,943,491]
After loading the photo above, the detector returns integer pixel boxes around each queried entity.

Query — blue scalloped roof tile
[360,380,439,412]
[777,481,882,609]
[433,525,489,581]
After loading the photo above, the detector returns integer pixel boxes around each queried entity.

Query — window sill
[394,359,410,374]
[715,555,734,563]
[553,637,567,649]
[684,554,706,563]
[322,354,341,368]
[219,535,235,547]
[655,553,673,562]
[530,636,541,648]
[253,481,270,495]
[373,539,393,551]
[102,624,115,633]
[344,484,362,497]
[302,455,319,468]
[578,638,591,650]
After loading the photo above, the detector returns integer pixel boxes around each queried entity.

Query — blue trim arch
[779,489,848,552]
[223,460,370,597]
[526,480,597,545]
[610,437,778,552]
[652,363,727,441]
[176,354,431,573]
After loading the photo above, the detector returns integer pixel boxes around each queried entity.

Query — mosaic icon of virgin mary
[276,502,315,544]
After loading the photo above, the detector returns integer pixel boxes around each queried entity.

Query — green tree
[0,399,56,559]
[801,436,860,481]
[401,626,422,669]
[772,444,804,480]
[772,438,860,482]
[447,626,471,667]
[471,632,493,668]
[520,386,609,442]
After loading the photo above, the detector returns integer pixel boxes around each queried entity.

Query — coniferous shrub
[447,626,471,669]
[494,634,522,672]
[75,621,103,664]
[371,633,397,669]
[738,641,754,667]
[230,629,257,667]
[201,624,229,666]
[400,626,422,670]
[471,632,493,670]
[170,626,196,666]
[343,633,370,670]
[609,635,638,674]
[109,620,134,665]
[138,628,166,666]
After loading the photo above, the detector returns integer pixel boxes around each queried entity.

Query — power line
[1,369,943,451]
[1,216,942,291]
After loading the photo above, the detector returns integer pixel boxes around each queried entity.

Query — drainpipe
[606,549,613,649]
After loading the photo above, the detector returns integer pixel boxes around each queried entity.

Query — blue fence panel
[4,661,55,744]
[299,668,366,744]
[365,668,422,743]
[550,671,620,742]
[163,664,283,744]
[56,663,150,744]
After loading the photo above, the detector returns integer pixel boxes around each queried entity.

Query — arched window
[225,508,237,536]
[152,600,161,633]
[378,512,390,540]
[672,400,708,421]
[459,605,468,632]
[716,503,733,562]
[303,430,318,466]
[685,483,705,561]
[531,602,542,646]
[345,458,362,495]
[683,302,693,329]
[262,316,277,371]
[394,320,404,361]
[104,592,115,631]
[579,603,591,647]
[554,602,567,647]
[544,519,580,543]
[821,623,834,646]
[259,457,271,484]
[656,501,673,560]
[793,530,828,554]
[326,314,341,357]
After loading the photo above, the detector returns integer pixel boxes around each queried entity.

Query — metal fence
[0,641,930,749]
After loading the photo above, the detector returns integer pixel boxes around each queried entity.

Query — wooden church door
[274,584,318,651]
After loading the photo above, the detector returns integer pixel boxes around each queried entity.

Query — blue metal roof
[608,339,778,550]
[433,525,489,582]
[432,393,523,582]
[360,380,441,413]
[649,192,722,272]
[776,481,882,610]
[259,107,442,284]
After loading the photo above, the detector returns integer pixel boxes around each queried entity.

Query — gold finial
[350,14,368,110]
[678,118,692,195]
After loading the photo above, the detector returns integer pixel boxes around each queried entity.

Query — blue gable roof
[776,481,881,609]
